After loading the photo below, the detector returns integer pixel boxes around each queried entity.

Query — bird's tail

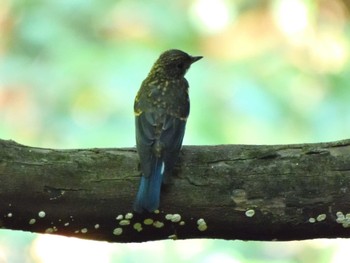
[133,158,164,213]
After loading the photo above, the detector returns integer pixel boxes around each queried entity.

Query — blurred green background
[1,0,350,262]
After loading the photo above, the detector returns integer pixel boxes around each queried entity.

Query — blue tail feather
[133,159,164,213]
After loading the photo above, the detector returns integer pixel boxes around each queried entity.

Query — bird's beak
[190,56,203,63]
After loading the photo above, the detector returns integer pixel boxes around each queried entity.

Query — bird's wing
[135,112,156,178]
[159,114,187,175]
[161,114,186,154]
[135,112,187,176]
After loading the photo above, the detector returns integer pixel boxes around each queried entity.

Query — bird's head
[151,49,202,79]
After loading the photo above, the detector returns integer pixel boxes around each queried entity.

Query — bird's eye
[176,62,184,69]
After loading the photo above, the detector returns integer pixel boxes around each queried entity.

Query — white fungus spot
[8,204,11,207]
[113,227,123,236]
[171,214,181,223]
[197,224,208,231]
[154,210,160,214]
[245,209,255,217]
[53,226,58,232]
[197,218,207,231]
[64,222,69,227]
[316,214,326,222]
[343,222,350,228]
[197,218,205,225]
[153,221,164,228]
[94,224,100,229]
[81,228,88,234]
[119,220,130,226]
[74,230,79,233]
[335,211,350,228]
[45,228,54,233]
[116,214,123,220]
[38,211,46,218]
[336,211,344,218]
[7,213,12,218]
[143,218,154,225]
[179,221,185,226]
[125,213,133,220]
[168,234,177,240]
[308,217,316,223]
[165,214,173,220]
[29,219,36,225]
[336,217,344,224]
[133,223,143,232]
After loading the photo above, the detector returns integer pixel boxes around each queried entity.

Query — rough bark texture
[1,138,350,243]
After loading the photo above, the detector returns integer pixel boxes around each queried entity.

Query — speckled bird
[133,49,202,213]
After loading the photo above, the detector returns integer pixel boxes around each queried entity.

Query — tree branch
[1,138,350,242]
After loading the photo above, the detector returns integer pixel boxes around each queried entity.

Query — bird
[133,49,202,213]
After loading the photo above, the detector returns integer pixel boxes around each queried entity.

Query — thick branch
[1,139,350,242]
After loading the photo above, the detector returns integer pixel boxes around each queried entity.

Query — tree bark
[1,138,350,243]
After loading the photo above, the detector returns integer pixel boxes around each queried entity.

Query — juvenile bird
[133,49,202,213]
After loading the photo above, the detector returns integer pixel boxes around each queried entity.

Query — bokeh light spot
[190,0,233,34]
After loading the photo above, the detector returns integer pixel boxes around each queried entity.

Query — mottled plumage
[133,49,202,213]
